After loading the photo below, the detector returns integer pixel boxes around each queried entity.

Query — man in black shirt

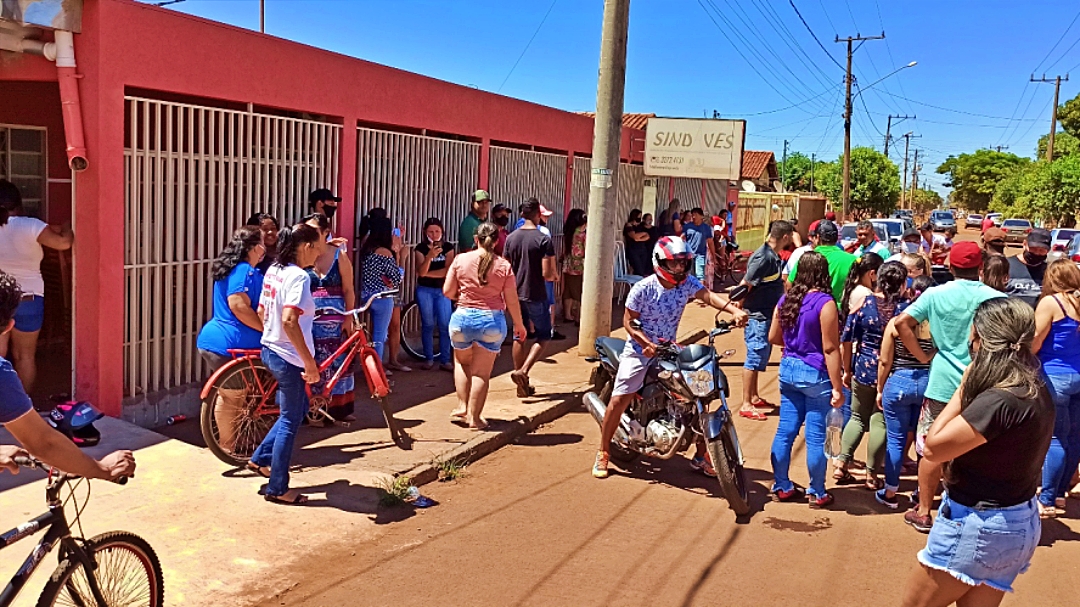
[737,220,794,420]
[503,199,556,397]
[1007,229,1050,304]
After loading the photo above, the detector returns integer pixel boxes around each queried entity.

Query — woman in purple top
[768,251,845,507]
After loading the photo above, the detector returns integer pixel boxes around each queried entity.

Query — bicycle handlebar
[314,289,399,318]
[13,455,129,485]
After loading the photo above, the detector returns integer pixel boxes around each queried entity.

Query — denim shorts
[13,296,44,332]
[448,307,507,353]
[743,316,772,372]
[916,397,948,456]
[918,493,1040,593]
[518,299,552,342]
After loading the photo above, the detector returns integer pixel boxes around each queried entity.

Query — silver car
[1002,218,1032,244]
[929,211,956,231]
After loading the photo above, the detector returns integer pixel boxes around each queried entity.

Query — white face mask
[902,241,921,254]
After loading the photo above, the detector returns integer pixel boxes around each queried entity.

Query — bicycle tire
[37,531,164,607]
[729,256,747,284]
[200,358,278,468]
[399,300,427,361]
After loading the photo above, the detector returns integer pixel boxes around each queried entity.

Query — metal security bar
[123,96,341,397]
[355,127,480,336]
[673,177,704,212]
[488,146,568,236]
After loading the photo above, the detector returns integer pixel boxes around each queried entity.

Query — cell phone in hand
[393,227,402,238]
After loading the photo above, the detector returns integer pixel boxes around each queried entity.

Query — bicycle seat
[596,337,627,363]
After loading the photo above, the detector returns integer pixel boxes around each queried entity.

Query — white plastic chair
[613,240,644,304]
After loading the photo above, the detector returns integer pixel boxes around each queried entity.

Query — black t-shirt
[623,223,651,252]
[415,241,450,289]
[503,227,555,302]
[945,386,1054,508]
[743,243,784,319]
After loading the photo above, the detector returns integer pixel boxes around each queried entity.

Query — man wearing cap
[788,220,857,303]
[825,211,837,222]
[1007,228,1051,296]
[458,190,491,253]
[309,188,342,220]
[893,241,1005,533]
[982,227,1007,256]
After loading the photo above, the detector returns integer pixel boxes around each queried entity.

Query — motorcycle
[583,314,750,516]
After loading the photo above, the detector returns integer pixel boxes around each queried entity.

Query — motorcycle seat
[597,337,627,363]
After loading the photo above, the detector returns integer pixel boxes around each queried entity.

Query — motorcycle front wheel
[707,424,751,516]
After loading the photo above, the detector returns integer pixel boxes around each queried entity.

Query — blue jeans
[772,357,833,498]
[882,367,929,491]
[366,295,394,360]
[252,348,309,497]
[1040,370,1080,506]
[416,285,452,364]
[743,316,772,372]
[693,255,706,280]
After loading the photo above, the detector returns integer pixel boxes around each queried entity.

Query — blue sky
[156,0,1080,195]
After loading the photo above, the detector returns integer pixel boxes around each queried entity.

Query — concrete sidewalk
[0,303,755,607]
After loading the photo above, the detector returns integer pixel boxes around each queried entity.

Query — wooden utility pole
[580,0,630,356]
[837,33,885,219]
[781,139,789,192]
[884,114,914,157]
[260,0,265,32]
[1031,74,1069,161]
[902,133,911,208]
[911,149,920,196]
[810,152,816,193]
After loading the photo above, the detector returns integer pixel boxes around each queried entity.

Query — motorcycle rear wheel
[707,426,751,515]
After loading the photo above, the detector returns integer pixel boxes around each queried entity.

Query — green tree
[907,188,943,214]
[1036,130,1080,160]
[991,155,1080,226]
[778,152,811,191]
[935,149,1029,212]
[816,147,901,217]
[1057,92,1080,137]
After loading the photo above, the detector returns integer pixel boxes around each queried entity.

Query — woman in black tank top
[413,218,455,370]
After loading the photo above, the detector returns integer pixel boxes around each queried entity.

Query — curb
[397,391,584,487]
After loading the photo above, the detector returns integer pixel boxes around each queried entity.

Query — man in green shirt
[458,189,491,253]
[893,241,1005,532]
[788,219,856,302]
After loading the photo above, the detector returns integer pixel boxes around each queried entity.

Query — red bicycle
[198,289,411,467]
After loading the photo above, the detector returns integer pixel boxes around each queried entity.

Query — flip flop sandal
[245,462,271,479]
[864,477,884,491]
[738,408,767,421]
[265,493,309,506]
[833,469,858,484]
[751,398,776,408]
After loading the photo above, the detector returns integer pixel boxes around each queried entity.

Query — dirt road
[256,408,1080,607]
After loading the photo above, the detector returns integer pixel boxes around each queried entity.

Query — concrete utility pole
[837,33,885,220]
[911,149,920,196]
[781,139,789,192]
[1031,74,1069,161]
[580,0,630,357]
[901,132,912,208]
[884,114,914,157]
[990,145,1009,153]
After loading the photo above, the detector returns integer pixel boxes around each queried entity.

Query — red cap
[712,215,723,225]
[948,241,982,269]
[825,211,837,221]
[808,220,821,235]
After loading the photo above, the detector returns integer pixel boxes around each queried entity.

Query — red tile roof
[742,150,776,180]
[576,112,656,130]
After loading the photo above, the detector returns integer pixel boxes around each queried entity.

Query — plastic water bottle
[405,486,420,502]
[825,408,844,459]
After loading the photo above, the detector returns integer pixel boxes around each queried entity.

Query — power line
[722,84,843,116]
[789,0,845,70]
[873,90,1042,121]
[497,0,559,93]
[749,0,840,85]
[1036,6,1080,73]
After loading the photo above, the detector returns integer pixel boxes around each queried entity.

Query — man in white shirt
[0,180,74,391]
[918,222,948,262]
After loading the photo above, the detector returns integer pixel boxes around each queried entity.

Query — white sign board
[644,118,745,180]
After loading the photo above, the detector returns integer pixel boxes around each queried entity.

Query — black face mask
[1023,251,1047,266]
[322,204,338,220]
[494,215,510,227]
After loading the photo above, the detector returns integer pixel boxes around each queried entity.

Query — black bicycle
[0,456,163,607]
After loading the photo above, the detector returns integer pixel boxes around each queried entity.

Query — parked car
[839,222,888,252]
[929,210,956,231]
[1002,218,1033,244]
[986,212,1003,227]
[1064,232,1080,266]
[1049,228,1080,262]
[965,213,983,229]
[872,218,910,253]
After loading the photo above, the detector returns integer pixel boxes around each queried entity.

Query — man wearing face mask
[491,203,511,256]
[309,188,341,222]
[1006,228,1050,305]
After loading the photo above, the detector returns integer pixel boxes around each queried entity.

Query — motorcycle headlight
[685,369,714,397]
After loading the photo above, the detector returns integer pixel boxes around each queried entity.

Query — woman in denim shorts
[903,298,1054,607]
[443,223,526,430]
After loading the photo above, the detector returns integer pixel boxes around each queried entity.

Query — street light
[854,61,917,99]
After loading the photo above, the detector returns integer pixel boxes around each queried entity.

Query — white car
[840,222,888,252]
[1049,228,1080,263]
[965,214,983,229]
[986,213,1003,227]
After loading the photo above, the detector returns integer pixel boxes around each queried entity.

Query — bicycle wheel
[399,300,426,361]
[200,358,278,468]
[37,531,164,607]
[729,254,747,284]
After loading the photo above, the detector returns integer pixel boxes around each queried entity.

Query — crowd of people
[605,206,1078,606]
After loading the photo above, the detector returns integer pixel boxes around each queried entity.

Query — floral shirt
[841,296,910,386]
[623,274,704,355]
[563,225,587,275]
